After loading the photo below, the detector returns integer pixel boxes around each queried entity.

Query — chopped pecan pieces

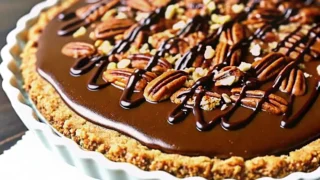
[214,66,244,86]
[252,52,288,82]
[280,68,306,96]
[171,88,221,111]
[231,88,288,115]
[184,32,206,51]
[129,54,172,74]
[144,70,188,102]
[103,68,157,91]
[62,42,95,58]
[94,19,135,40]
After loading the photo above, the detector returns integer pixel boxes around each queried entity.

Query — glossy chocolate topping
[36,0,320,159]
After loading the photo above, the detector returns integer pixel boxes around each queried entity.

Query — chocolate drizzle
[58,0,121,36]
[169,3,320,131]
[36,0,320,158]
[175,0,260,70]
[222,25,320,130]
[59,0,320,130]
[68,0,177,91]
[120,14,209,108]
[279,25,320,127]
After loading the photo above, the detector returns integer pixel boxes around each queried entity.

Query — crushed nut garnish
[250,43,262,56]
[303,72,312,78]
[98,41,113,55]
[115,12,127,19]
[117,59,131,69]
[238,62,252,72]
[173,20,186,30]
[317,65,320,76]
[232,4,245,14]
[165,4,177,20]
[73,26,87,38]
[101,9,117,21]
[222,93,232,104]
[221,104,228,111]
[204,46,215,59]
[107,62,117,70]
[211,14,231,25]
[200,96,221,111]
[193,67,209,81]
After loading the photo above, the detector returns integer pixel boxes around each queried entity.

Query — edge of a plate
[0,0,320,179]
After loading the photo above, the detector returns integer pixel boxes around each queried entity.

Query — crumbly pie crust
[21,0,320,179]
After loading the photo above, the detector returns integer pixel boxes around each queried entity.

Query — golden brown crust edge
[20,1,320,179]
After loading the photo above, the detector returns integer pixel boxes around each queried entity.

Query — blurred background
[0,0,43,154]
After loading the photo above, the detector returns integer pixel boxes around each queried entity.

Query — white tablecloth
[0,131,96,180]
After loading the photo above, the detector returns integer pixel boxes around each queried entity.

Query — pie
[21,0,320,179]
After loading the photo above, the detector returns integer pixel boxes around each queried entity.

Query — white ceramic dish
[1,0,320,179]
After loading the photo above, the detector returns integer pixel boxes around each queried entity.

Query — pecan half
[212,42,229,66]
[220,23,245,45]
[244,8,282,28]
[290,7,320,24]
[144,70,188,102]
[276,28,320,62]
[231,88,288,115]
[94,18,135,40]
[212,23,246,66]
[252,52,288,82]
[123,24,146,48]
[280,68,306,96]
[61,42,95,58]
[76,0,120,22]
[129,54,172,74]
[126,0,169,12]
[103,68,157,91]
[214,66,244,86]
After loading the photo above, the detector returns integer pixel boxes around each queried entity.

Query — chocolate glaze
[36,0,320,159]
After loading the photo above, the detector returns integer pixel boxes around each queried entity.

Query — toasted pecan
[144,70,188,102]
[94,18,135,40]
[103,68,157,91]
[252,52,288,82]
[61,42,95,58]
[231,88,288,115]
[129,54,172,74]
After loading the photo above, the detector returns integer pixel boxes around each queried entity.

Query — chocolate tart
[21,0,320,179]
